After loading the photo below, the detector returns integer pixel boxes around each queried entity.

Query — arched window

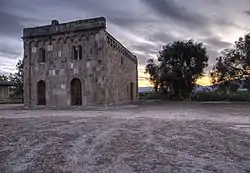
[38,48,46,62]
[72,46,77,60]
[78,45,82,60]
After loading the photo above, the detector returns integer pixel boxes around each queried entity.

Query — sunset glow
[138,72,213,87]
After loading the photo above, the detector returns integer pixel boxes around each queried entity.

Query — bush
[139,92,164,100]
[191,90,250,101]
[229,91,250,101]
[140,90,250,102]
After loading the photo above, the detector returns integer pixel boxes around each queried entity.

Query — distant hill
[139,85,215,93]
[139,87,153,93]
[194,84,215,92]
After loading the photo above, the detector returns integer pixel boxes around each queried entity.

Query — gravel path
[0,103,250,173]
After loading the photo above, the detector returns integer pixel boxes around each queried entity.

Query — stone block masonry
[22,17,138,108]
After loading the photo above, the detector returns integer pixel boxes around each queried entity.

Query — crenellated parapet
[23,17,106,38]
[105,31,137,63]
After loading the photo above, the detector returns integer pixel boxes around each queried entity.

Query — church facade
[22,17,138,108]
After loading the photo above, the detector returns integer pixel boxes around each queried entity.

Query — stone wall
[23,17,138,108]
[104,32,138,105]
[23,28,107,108]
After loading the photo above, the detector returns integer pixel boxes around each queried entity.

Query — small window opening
[38,48,46,63]
[78,45,82,60]
[72,46,78,60]
[121,57,124,65]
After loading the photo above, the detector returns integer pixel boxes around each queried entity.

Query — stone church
[22,17,138,108]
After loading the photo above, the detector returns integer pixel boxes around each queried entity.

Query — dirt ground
[1,102,250,173]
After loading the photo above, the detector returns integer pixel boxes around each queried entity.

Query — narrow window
[47,44,53,51]
[78,45,82,60]
[90,48,92,54]
[58,50,62,57]
[38,48,46,63]
[32,47,37,53]
[127,85,129,97]
[72,46,77,60]
[121,57,124,65]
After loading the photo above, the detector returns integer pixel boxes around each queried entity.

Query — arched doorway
[37,80,46,105]
[71,78,82,106]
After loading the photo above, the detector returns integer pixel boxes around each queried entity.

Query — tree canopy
[0,75,8,81]
[145,40,209,100]
[211,33,250,91]
[9,59,24,97]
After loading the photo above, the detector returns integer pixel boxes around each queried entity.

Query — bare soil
[1,102,250,173]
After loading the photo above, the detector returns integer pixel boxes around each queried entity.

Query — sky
[1,0,250,87]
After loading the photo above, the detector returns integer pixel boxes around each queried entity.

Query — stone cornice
[105,31,137,63]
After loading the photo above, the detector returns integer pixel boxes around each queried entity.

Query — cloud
[0,0,249,81]
[140,0,244,38]
[0,40,22,57]
[0,7,42,38]
[0,55,19,74]
[140,0,207,28]
[147,31,178,45]
[108,14,158,29]
[206,49,220,65]
[0,11,26,37]
[203,37,232,50]
[244,10,250,16]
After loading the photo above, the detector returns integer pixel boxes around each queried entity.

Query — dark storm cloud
[0,42,21,57]
[245,10,250,16]
[0,11,27,37]
[138,0,243,68]
[140,0,242,36]
[0,1,42,37]
[65,0,158,29]
[128,29,179,64]
[131,45,158,65]
[203,37,232,49]
[140,0,208,28]
[132,43,160,54]
[108,15,158,28]
[147,31,177,44]
[131,31,178,64]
